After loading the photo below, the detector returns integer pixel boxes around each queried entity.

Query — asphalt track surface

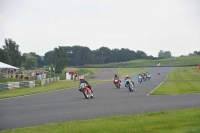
[0,67,200,130]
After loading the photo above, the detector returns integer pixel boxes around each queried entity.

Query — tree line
[44,46,157,72]
[0,38,154,72]
[1,38,198,73]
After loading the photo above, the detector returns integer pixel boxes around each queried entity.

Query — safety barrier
[0,81,35,91]
[41,77,60,86]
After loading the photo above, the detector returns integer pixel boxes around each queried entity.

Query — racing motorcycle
[138,76,143,83]
[114,79,121,89]
[79,82,93,99]
[125,79,134,92]
[158,71,160,75]
[143,74,147,82]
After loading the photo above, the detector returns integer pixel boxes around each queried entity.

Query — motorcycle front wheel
[91,92,94,98]
[83,89,89,99]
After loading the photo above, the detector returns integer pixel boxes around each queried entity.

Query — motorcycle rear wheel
[129,86,134,92]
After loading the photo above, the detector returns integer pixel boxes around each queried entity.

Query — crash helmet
[126,75,129,78]
[80,76,84,82]
[115,74,117,77]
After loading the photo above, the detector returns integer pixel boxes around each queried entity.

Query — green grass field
[115,67,150,78]
[85,55,200,67]
[1,108,199,133]
[151,67,200,95]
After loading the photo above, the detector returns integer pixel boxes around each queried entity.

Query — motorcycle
[143,75,147,82]
[125,79,134,92]
[114,79,121,89]
[79,82,93,99]
[158,71,160,75]
[147,75,151,81]
[138,76,142,83]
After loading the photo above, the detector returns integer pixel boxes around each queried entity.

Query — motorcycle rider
[158,71,160,75]
[147,72,151,81]
[124,75,129,87]
[79,76,93,92]
[113,74,121,86]
[138,73,143,83]
[125,75,135,88]
[143,72,147,81]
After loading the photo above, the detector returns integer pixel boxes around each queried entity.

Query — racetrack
[0,67,200,130]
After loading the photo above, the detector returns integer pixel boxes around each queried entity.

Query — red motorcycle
[158,71,160,75]
[113,79,121,89]
[79,83,93,99]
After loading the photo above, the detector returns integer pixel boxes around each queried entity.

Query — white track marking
[147,67,172,95]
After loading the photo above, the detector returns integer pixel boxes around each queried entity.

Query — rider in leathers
[113,74,121,86]
[125,75,135,88]
[79,76,93,92]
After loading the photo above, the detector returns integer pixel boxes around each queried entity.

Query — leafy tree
[158,50,165,58]
[21,53,29,67]
[54,47,68,73]
[135,50,147,59]
[24,56,37,70]
[44,51,55,66]
[188,53,193,56]
[111,48,120,62]
[158,50,171,58]
[43,45,153,67]
[163,51,171,58]
[79,46,92,65]
[3,38,22,67]
[29,52,44,67]
[0,48,11,63]
[99,47,112,63]
[193,51,200,55]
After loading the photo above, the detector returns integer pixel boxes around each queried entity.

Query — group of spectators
[30,71,47,79]
[8,71,29,80]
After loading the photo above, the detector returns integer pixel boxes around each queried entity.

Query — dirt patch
[64,68,117,81]
[64,68,80,72]
[89,68,117,81]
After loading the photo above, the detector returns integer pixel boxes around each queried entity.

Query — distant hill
[84,55,200,68]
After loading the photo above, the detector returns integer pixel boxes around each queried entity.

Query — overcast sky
[0,0,199,57]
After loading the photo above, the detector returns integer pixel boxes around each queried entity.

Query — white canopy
[0,62,19,69]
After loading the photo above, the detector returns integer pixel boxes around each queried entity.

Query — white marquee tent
[0,62,19,69]
[0,62,19,78]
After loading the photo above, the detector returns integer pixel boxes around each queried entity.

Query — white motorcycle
[125,79,134,92]
[138,75,142,83]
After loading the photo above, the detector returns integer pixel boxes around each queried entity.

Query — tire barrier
[0,81,35,91]
[41,77,60,86]
[0,77,60,91]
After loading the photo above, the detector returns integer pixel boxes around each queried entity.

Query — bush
[35,80,41,85]
[0,78,25,83]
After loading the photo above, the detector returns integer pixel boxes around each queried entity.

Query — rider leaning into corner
[79,76,93,92]
[158,71,161,75]
[125,75,135,87]
[113,74,121,84]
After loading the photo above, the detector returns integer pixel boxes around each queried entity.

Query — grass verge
[0,80,109,99]
[151,67,200,95]
[115,68,150,78]
[1,108,199,133]
[85,55,200,67]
